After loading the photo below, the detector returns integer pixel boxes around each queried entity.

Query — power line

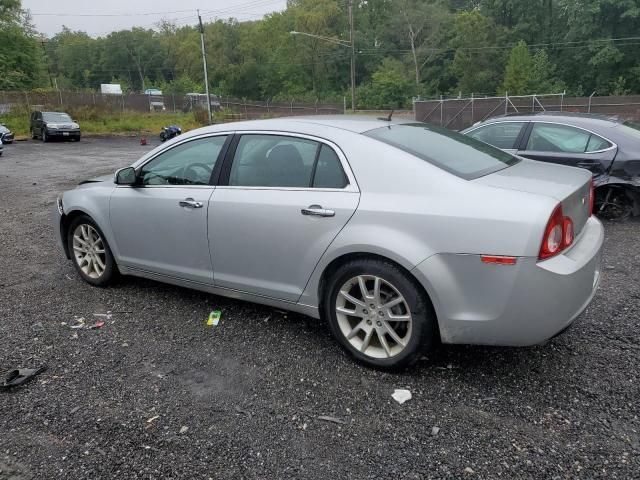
[30,10,195,17]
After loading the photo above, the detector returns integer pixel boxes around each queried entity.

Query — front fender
[60,184,118,258]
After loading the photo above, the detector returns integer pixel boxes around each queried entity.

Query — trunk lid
[475,158,592,237]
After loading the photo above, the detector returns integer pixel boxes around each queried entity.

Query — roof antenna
[378,110,394,121]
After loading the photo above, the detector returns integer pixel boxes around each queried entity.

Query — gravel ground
[0,137,639,480]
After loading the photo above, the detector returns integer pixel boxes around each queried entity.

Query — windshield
[43,113,72,123]
[364,123,519,180]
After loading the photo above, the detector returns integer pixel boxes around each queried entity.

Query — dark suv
[30,111,81,142]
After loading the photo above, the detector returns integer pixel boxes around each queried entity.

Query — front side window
[467,122,525,149]
[229,135,317,188]
[527,123,611,153]
[140,135,227,186]
[365,123,518,180]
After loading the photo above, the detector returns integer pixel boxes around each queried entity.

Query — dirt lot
[0,137,639,479]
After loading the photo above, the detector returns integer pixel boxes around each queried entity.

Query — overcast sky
[22,0,288,37]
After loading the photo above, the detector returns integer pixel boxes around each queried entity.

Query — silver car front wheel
[72,224,106,279]
[336,275,412,359]
[67,214,118,286]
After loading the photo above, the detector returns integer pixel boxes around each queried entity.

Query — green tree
[500,40,531,94]
[358,58,415,108]
[450,11,506,95]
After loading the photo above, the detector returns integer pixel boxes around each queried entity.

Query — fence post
[266,98,270,115]
[588,91,596,113]
[291,98,294,114]
[532,95,536,112]
[560,90,565,111]
[315,98,318,114]
[343,96,346,114]
[505,92,508,115]
[440,95,443,126]
[471,93,474,123]
[172,94,176,113]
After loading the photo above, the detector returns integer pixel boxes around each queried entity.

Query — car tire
[42,130,47,142]
[324,258,437,370]
[31,129,36,140]
[67,214,119,287]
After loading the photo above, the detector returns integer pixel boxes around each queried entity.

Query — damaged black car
[462,112,640,220]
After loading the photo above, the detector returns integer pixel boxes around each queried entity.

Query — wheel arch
[316,251,440,340]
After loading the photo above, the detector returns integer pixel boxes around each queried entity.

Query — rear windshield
[43,113,72,122]
[621,121,640,140]
[364,123,519,179]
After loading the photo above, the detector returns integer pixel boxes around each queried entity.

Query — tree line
[1,0,640,109]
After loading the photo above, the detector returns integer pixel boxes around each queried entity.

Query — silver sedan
[53,117,603,369]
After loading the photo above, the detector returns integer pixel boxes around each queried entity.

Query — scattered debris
[179,426,189,434]
[392,389,412,404]
[69,316,106,330]
[1,366,47,391]
[93,312,113,321]
[70,406,81,414]
[207,310,222,327]
[146,415,160,424]
[317,416,347,425]
[431,426,440,436]
[464,467,476,475]
[480,397,497,402]
[234,405,250,416]
[70,317,86,329]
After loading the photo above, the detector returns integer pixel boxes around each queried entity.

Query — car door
[517,122,617,181]
[109,134,229,284]
[465,121,528,154]
[208,132,360,302]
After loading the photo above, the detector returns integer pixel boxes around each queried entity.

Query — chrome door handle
[301,205,335,217]
[179,198,203,209]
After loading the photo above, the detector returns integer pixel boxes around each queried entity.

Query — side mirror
[114,167,137,185]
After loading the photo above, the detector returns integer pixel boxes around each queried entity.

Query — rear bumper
[412,216,604,346]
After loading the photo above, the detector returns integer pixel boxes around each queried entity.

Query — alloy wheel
[72,224,107,279]
[335,275,412,359]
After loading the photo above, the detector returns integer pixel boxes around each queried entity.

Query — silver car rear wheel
[72,224,107,279]
[335,275,413,359]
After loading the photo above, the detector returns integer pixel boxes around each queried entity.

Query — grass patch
[0,110,205,138]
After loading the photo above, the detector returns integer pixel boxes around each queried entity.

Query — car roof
[472,111,622,130]
[196,115,416,135]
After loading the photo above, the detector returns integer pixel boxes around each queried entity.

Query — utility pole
[198,10,213,125]
[348,0,356,112]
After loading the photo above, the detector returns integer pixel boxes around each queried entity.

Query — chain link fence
[0,91,344,120]
[414,93,640,131]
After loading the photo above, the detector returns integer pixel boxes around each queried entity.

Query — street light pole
[198,10,213,125]
[348,0,356,112]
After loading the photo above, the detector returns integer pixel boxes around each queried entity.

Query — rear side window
[527,123,611,153]
[364,123,518,180]
[467,122,525,149]
[229,135,348,188]
[312,145,348,188]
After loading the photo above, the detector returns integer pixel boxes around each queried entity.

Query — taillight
[588,178,594,217]
[539,205,574,260]
[563,217,574,247]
